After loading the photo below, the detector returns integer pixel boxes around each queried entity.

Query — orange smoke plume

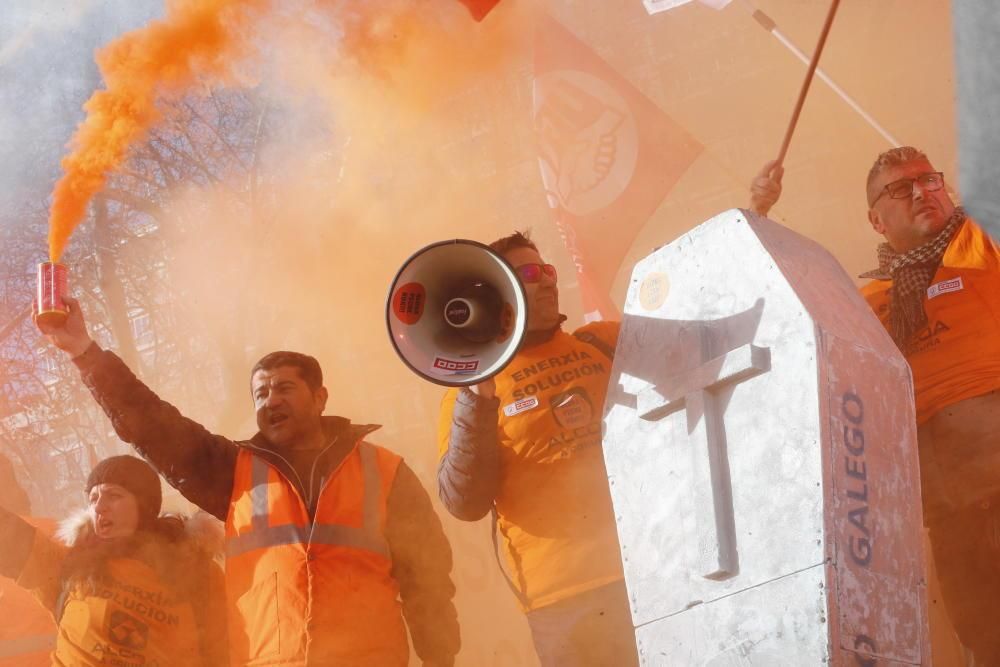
[46,0,267,262]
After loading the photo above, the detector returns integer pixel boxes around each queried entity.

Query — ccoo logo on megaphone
[386,239,528,387]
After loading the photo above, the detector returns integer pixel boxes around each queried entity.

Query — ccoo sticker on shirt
[927,277,963,300]
[503,396,539,417]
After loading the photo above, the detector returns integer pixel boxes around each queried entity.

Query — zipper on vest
[306,435,340,513]
[306,437,366,547]
[244,435,345,530]
[244,442,309,506]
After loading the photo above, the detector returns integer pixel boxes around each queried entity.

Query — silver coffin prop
[602,209,930,665]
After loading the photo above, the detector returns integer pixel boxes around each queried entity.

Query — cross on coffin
[638,342,771,580]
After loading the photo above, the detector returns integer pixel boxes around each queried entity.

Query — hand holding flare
[33,295,94,359]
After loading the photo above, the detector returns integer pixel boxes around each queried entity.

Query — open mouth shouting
[95,515,115,537]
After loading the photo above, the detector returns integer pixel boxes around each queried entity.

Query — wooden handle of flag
[775,0,841,167]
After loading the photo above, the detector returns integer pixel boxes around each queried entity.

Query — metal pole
[740,0,899,149]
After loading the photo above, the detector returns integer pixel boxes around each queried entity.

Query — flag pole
[738,0,899,149]
[773,0,841,167]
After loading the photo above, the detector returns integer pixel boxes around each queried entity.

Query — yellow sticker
[638,272,670,311]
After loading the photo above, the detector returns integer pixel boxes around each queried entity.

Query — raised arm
[0,507,65,612]
[37,297,236,520]
[0,505,37,582]
[436,384,500,522]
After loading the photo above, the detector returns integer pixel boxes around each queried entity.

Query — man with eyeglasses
[436,231,638,666]
[752,146,1000,663]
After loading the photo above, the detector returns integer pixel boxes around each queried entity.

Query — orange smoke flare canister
[36,262,69,327]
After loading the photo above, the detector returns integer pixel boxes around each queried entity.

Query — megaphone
[386,239,528,386]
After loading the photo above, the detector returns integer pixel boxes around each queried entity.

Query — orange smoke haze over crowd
[18,0,962,664]
[47,0,268,262]
[89,2,544,663]
[45,0,519,263]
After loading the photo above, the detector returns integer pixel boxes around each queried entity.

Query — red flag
[533,15,703,320]
[456,0,502,22]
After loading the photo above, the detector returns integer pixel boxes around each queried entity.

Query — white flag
[644,0,732,15]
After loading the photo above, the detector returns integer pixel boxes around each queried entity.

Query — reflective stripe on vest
[225,442,389,559]
[0,633,55,658]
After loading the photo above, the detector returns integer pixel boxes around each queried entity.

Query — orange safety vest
[861,219,1000,423]
[224,440,409,666]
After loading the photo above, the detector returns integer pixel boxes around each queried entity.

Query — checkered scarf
[859,207,965,351]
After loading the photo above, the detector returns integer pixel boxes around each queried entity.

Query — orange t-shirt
[438,322,625,611]
[861,220,1000,424]
[16,525,208,667]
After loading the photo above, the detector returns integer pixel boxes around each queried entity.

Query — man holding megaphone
[435,232,638,666]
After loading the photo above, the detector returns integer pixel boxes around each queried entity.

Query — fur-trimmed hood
[54,509,225,610]
[56,508,224,556]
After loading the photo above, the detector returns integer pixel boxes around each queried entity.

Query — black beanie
[86,455,162,525]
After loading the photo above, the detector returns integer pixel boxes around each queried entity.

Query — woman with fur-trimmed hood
[0,455,228,666]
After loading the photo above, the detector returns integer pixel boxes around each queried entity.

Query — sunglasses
[515,263,557,283]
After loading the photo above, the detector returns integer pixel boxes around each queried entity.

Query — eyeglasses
[515,263,557,283]
[871,172,945,205]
